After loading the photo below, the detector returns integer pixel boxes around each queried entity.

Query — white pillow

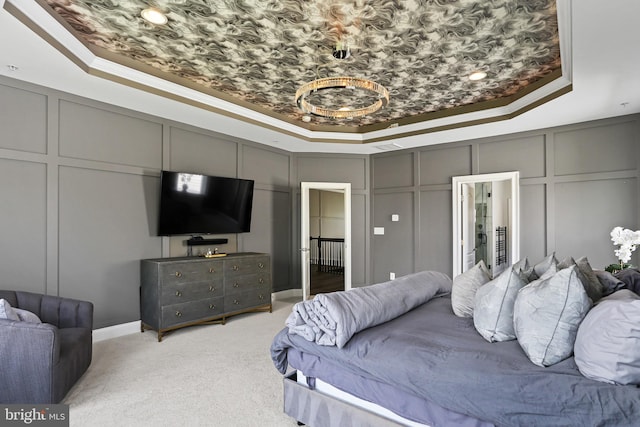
[574,290,640,384]
[0,298,42,323]
[451,260,491,317]
[513,265,591,367]
[474,266,527,342]
[0,299,19,321]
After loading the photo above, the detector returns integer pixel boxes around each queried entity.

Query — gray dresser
[140,252,272,341]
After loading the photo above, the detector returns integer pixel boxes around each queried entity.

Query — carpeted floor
[64,297,300,427]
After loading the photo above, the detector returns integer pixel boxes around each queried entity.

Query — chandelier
[295,76,390,119]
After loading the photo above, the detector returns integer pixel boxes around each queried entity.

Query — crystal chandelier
[295,76,390,119]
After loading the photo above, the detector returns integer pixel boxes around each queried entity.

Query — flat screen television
[157,171,254,236]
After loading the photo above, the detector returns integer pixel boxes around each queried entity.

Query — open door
[301,182,351,301]
[461,183,476,272]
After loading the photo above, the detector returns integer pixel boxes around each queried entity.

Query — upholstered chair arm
[0,319,59,403]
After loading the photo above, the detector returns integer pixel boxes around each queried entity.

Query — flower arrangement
[606,226,640,273]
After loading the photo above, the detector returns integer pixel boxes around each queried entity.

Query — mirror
[452,171,520,279]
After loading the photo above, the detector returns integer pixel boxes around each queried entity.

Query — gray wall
[0,76,295,328]
[371,116,640,283]
[2,73,639,328]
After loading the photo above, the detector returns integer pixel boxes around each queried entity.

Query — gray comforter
[272,295,640,426]
[286,270,452,348]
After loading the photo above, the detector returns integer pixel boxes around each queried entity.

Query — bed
[270,269,640,427]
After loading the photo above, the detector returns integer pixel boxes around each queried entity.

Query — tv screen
[157,171,254,236]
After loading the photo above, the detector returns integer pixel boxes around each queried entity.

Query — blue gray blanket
[272,294,640,426]
[285,270,452,348]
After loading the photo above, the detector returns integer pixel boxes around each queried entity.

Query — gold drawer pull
[209,285,216,292]
[233,299,239,305]
[259,294,264,300]
[175,311,182,317]
[258,262,264,269]
[259,278,264,284]
[232,265,239,271]
[209,268,215,273]
[175,290,182,297]
[209,304,216,310]
[233,283,239,288]
[175,271,182,277]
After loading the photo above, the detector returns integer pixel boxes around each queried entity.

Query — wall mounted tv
[157,171,254,236]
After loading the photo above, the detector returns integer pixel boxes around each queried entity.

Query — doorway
[301,182,352,301]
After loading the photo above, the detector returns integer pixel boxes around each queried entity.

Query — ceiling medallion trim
[295,77,390,119]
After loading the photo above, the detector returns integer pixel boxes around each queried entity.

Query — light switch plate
[374,227,385,235]
[391,214,399,222]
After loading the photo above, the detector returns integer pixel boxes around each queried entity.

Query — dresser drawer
[224,256,270,279]
[225,273,271,295]
[161,297,224,328]
[160,261,223,285]
[160,280,223,305]
[224,291,270,312]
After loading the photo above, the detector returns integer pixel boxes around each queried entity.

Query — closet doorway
[301,182,351,300]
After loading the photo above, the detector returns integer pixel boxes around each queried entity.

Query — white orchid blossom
[611,226,640,264]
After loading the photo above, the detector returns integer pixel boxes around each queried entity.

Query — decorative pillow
[0,299,20,321]
[451,260,491,317]
[575,257,605,303]
[473,266,527,342]
[615,268,640,296]
[513,265,592,367]
[574,290,640,385]
[532,253,558,279]
[14,308,42,324]
[594,270,625,297]
[557,256,575,270]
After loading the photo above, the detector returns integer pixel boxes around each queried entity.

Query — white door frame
[452,171,520,279]
[301,182,352,301]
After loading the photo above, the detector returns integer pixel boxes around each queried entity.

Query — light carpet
[64,298,300,427]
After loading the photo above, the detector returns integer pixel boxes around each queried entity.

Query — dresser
[140,252,272,341]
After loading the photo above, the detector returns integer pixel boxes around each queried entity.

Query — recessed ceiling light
[7,64,19,72]
[468,71,487,81]
[141,7,168,25]
[301,115,311,123]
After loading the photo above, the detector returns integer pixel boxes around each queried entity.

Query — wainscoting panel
[0,83,47,154]
[372,152,414,189]
[519,184,547,263]
[419,145,472,186]
[0,158,47,293]
[242,145,290,188]
[58,166,161,328]
[242,188,291,292]
[554,121,638,175]
[351,193,368,286]
[418,189,452,276]
[478,135,546,178]
[58,100,162,169]
[296,156,367,191]
[372,191,414,283]
[554,178,638,267]
[169,126,237,177]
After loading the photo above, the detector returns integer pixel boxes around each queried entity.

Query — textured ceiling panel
[41,0,562,132]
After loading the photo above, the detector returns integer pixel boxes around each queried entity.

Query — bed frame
[283,371,427,427]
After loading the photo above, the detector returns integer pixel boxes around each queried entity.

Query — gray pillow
[575,256,605,303]
[532,253,558,278]
[513,265,592,367]
[594,270,625,296]
[474,266,527,342]
[0,298,19,321]
[451,260,491,317]
[574,290,640,385]
[14,308,42,324]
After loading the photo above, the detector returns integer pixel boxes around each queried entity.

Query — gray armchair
[0,290,93,404]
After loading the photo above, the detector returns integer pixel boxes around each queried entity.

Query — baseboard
[273,288,302,300]
[93,291,301,342]
[93,321,140,342]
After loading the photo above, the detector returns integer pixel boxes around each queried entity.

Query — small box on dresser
[140,252,272,341]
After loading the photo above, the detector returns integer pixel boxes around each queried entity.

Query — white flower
[611,226,640,265]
